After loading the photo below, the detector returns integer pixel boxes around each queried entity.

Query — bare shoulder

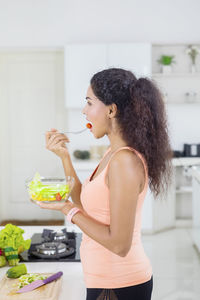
[109,149,145,173]
[107,149,145,191]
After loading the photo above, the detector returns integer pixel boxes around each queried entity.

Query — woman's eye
[87,101,92,106]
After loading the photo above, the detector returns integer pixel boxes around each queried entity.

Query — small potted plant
[185,45,200,73]
[157,55,176,74]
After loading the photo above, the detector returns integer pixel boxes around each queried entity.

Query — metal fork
[60,128,88,135]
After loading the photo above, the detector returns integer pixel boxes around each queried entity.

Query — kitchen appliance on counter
[173,150,183,157]
[183,144,200,157]
[173,144,200,158]
[19,228,81,262]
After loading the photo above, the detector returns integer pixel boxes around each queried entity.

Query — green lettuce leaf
[0,224,31,253]
[0,255,6,267]
[28,172,70,201]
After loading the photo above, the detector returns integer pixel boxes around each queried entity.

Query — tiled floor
[142,228,200,300]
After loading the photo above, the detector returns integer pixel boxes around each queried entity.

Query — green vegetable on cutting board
[6,263,27,278]
[17,273,48,289]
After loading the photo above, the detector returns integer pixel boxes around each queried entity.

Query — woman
[37,68,172,300]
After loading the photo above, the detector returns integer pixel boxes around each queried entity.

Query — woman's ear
[108,103,117,119]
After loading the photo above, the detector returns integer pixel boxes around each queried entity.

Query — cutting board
[0,273,62,300]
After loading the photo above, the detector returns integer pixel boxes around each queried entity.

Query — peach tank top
[80,147,153,289]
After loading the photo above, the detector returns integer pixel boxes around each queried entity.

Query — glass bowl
[25,175,75,204]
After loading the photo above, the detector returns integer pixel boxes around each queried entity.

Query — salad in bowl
[26,173,74,203]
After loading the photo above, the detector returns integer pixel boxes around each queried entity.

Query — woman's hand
[45,128,70,159]
[36,200,76,216]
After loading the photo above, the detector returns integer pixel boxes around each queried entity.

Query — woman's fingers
[45,128,58,145]
[47,136,69,150]
[37,201,66,210]
[49,132,69,143]
[46,132,69,148]
[36,200,73,211]
[50,140,66,152]
[45,128,70,158]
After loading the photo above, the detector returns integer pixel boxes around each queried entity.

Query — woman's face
[82,86,110,138]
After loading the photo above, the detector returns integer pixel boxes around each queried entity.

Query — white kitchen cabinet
[175,166,193,219]
[64,43,152,108]
[64,44,107,109]
[107,43,152,78]
[192,167,200,227]
[142,168,176,234]
[173,158,200,220]
[192,167,200,253]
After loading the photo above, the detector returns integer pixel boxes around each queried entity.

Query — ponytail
[91,68,173,197]
[125,77,173,196]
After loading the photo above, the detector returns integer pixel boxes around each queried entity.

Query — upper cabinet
[64,43,152,108]
[107,43,152,78]
[65,44,107,109]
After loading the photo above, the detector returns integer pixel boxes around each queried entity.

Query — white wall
[0,0,200,47]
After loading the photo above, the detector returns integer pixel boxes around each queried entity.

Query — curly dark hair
[90,68,173,197]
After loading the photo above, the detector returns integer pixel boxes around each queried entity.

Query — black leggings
[86,276,153,300]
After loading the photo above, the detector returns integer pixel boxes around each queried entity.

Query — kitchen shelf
[152,73,200,78]
[165,101,200,105]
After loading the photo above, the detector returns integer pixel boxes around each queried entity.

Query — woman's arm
[45,129,83,209]
[71,150,145,256]
[61,156,83,209]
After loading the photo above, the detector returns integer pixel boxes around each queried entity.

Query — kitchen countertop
[192,165,200,182]
[172,157,200,167]
[72,157,200,170]
[0,226,86,300]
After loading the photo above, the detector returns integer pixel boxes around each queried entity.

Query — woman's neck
[107,132,128,153]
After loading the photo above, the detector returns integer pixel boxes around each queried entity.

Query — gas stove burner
[54,232,66,242]
[19,231,81,262]
[32,241,75,259]
[36,242,67,255]
[42,228,68,243]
